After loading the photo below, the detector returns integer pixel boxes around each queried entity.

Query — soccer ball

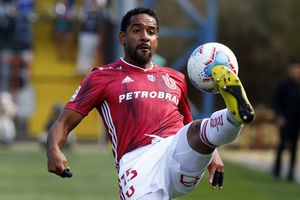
[187,42,239,93]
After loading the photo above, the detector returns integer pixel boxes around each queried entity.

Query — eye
[148,28,157,36]
[131,26,140,33]
[148,30,155,35]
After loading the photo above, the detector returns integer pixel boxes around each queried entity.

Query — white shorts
[118,124,208,200]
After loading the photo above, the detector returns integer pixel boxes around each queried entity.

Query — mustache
[137,43,151,50]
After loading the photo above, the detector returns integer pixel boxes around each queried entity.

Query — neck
[123,57,153,69]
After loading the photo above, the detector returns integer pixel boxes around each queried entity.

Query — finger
[212,171,220,189]
[60,167,73,178]
[218,164,225,172]
[61,168,72,178]
[209,173,214,183]
[217,165,224,173]
[208,166,217,183]
[218,172,224,189]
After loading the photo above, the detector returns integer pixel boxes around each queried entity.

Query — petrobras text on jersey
[119,91,179,105]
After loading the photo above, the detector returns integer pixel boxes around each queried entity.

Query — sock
[226,111,242,127]
[199,109,243,147]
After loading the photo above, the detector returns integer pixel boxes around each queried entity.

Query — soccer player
[47,7,254,200]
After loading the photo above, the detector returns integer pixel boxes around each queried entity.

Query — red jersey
[66,58,192,167]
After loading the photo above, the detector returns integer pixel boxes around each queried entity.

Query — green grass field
[0,144,299,200]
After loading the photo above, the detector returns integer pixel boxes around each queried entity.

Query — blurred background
[0,0,299,199]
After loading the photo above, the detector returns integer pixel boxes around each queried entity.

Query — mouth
[137,44,151,52]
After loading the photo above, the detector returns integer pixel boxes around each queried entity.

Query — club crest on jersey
[162,74,176,90]
[147,75,156,82]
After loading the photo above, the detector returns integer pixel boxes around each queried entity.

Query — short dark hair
[120,7,159,32]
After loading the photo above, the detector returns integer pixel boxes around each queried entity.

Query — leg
[288,130,299,181]
[189,109,243,151]
[176,109,243,172]
[169,65,254,197]
[170,109,243,197]
[174,65,255,171]
[187,64,257,154]
[173,122,215,173]
[273,127,286,178]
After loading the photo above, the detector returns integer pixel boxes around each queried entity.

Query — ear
[119,31,126,45]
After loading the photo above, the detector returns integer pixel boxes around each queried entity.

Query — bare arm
[47,108,84,177]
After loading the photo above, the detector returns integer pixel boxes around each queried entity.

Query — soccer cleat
[212,65,255,124]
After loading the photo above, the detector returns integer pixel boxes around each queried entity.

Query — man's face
[120,13,158,65]
[289,64,300,83]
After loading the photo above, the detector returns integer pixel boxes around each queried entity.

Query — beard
[125,43,153,65]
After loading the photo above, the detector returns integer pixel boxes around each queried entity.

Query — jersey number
[120,168,138,198]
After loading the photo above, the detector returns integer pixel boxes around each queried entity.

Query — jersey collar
[120,57,155,72]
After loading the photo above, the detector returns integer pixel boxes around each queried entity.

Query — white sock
[199,109,243,147]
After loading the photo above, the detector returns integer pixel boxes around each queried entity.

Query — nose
[140,30,150,42]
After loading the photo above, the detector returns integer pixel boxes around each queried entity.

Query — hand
[47,146,73,178]
[207,149,224,189]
